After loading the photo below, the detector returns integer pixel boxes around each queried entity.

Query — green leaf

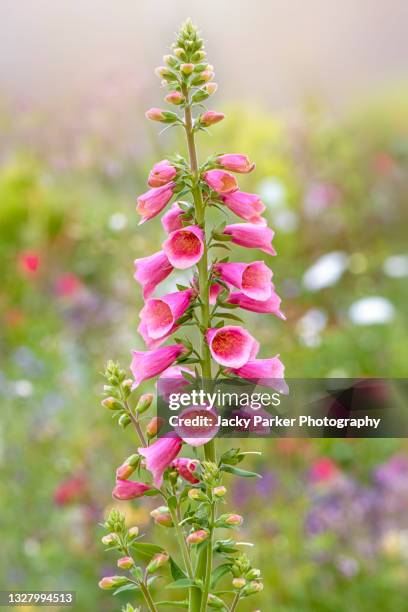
[212,233,232,242]
[180,370,197,383]
[166,578,200,590]
[113,583,139,596]
[176,284,189,291]
[130,542,164,559]
[169,556,187,581]
[211,563,232,588]
[213,312,244,322]
[156,601,188,608]
[220,464,262,478]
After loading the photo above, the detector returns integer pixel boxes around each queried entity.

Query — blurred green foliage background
[0,81,407,611]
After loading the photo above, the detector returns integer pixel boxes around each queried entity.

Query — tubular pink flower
[112,478,151,500]
[200,111,225,126]
[221,190,265,223]
[217,154,255,173]
[228,355,288,394]
[148,159,177,187]
[136,182,175,224]
[209,282,224,304]
[138,433,182,487]
[158,365,194,400]
[227,289,286,319]
[214,261,272,301]
[130,344,186,388]
[203,169,238,194]
[172,458,200,484]
[134,251,173,299]
[140,289,193,340]
[161,202,184,233]
[162,225,204,269]
[174,406,220,447]
[206,325,259,368]
[224,223,276,255]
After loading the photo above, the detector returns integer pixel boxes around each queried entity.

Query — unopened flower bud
[217,513,244,527]
[145,108,178,124]
[204,82,218,95]
[174,47,186,60]
[163,54,178,67]
[135,393,154,414]
[181,63,194,74]
[101,397,121,411]
[116,454,140,479]
[191,70,214,85]
[207,593,225,609]
[165,91,185,105]
[146,416,164,438]
[118,413,131,429]
[191,50,206,62]
[232,577,246,589]
[188,488,207,502]
[122,379,133,392]
[98,576,128,590]
[213,486,227,498]
[186,529,209,545]
[128,526,139,538]
[117,556,134,570]
[101,532,117,545]
[154,66,172,79]
[146,552,169,573]
[150,506,173,527]
[242,581,263,595]
[245,568,261,580]
[200,111,224,127]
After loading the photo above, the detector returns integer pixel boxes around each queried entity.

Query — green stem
[230,592,240,612]
[182,86,217,612]
[169,499,194,578]
[199,504,214,612]
[124,399,147,447]
[139,581,158,612]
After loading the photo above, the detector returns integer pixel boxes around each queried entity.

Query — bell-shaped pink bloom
[140,289,193,340]
[136,182,175,224]
[200,111,225,126]
[221,191,265,223]
[172,458,200,484]
[158,365,194,399]
[148,159,177,187]
[134,251,173,300]
[224,223,276,255]
[227,288,286,319]
[214,261,272,301]
[209,282,224,305]
[228,355,288,394]
[206,325,259,368]
[138,433,182,487]
[137,320,169,349]
[217,154,255,173]
[173,406,220,447]
[130,344,186,388]
[203,169,238,194]
[163,225,204,269]
[112,478,151,500]
[161,202,184,233]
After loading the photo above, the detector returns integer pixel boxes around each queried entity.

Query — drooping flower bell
[227,289,285,319]
[214,261,272,301]
[203,169,238,194]
[138,433,183,487]
[223,223,276,255]
[139,289,193,341]
[137,182,175,224]
[227,355,288,394]
[130,344,187,388]
[206,325,259,368]
[162,225,204,269]
[112,478,151,500]
[161,202,185,233]
[217,154,255,173]
[134,251,173,299]
[221,191,265,223]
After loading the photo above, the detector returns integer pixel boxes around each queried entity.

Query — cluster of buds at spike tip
[150,506,173,527]
[201,461,221,487]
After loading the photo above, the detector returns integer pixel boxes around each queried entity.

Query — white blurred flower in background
[383,254,408,278]
[296,308,328,347]
[303,252,349,292]
[108,212,127,231]
[348,297,395,325]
